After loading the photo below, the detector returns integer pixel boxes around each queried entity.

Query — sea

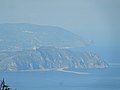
[0,63,120,90]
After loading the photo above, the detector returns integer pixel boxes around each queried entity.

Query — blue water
[0,64,120,90]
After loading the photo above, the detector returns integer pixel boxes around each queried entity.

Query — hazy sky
[0,0,120,48]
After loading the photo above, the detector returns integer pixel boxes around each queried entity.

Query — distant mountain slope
[0,47,108,71]
[0,23,86,51]
[0,23,108,71]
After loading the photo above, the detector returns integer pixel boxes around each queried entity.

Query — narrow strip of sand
[57,69,88,74]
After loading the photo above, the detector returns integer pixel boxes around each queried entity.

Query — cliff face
[0,47,108,71]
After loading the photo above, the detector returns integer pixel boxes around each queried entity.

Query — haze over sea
[0,0,120,90]
[0,63,120,90]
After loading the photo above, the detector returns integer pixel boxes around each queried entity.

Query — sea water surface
[0,64,120,90]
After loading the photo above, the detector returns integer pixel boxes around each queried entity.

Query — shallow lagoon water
[0,64,120,90]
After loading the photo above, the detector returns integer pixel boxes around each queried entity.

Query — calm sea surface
[0,64,120,90]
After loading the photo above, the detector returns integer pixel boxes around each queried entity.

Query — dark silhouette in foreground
[0,79,11,90]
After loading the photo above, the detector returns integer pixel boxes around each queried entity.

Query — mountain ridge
[0,23,86,51]
[0,23,108,71]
